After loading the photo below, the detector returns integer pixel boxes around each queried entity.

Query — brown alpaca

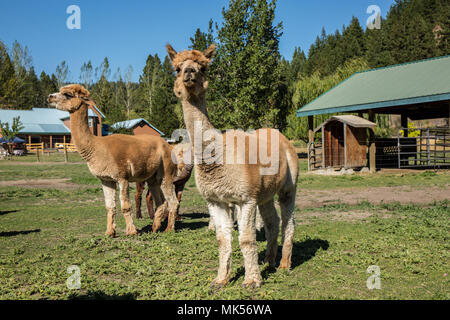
[135,143,193,220]
[48,84,179,236]
[166,44,299,288]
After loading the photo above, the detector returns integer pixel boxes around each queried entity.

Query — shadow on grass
[69,290,136,300]
[180,212,209,219]
[138,212,209,234]
[0,229,41,237]
[231,238,329,283]
[0,210,19,216]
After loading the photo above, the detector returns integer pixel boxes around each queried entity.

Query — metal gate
[397,127,450,168]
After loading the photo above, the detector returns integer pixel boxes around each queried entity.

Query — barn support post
[368,110,376,173]
[308,116,314,144]
[401,113,408,137]
[307,116,314,171]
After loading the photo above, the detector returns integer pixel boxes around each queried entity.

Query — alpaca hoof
[264,257,276,268]
[105,230,116,238]
[210,278,228,290]
[126,226,138,236]
[164,227,174,233]
[278,262,291,270]
[242,279,262,289]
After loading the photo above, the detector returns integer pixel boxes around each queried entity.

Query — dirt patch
[0,178,81,190]
[296,185,450,209]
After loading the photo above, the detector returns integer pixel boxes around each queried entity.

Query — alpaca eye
[64,93,74,98]
[176,67,181,74]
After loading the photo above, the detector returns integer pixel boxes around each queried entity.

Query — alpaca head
[48,84,92,112]
[166,43,216,100]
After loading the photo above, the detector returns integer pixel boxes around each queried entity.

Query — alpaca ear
[204,44,216,61]
[166,44,177,63]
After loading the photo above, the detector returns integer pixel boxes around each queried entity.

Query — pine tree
[91,57,116,123]
[208,0,284,129]
[39,71,58,107]
[189,20,215,51]
[139,54,161,119]
[0,41,17,108]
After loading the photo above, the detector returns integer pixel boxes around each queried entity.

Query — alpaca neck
[70,104,95,162]
[181,95,217,163]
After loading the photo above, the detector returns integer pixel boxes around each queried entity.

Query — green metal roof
[296,55,450,117]
[0,107,105,135]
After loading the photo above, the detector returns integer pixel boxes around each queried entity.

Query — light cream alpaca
[48,84,179,236]
[166,44,299,288]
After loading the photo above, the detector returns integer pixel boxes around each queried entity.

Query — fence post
[426,129,430,166]
[368,110,376,173]
[36,148,40,162]
[64,143,68,163]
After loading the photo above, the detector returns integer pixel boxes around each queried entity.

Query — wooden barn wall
[324,122,345,167]
[345,125,368,167]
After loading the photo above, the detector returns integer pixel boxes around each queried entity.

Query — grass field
[0,155,449,300]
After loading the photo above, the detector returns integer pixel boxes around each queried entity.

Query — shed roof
[314,115,376,133]
[297,55,450,117]
[111,118,165,136]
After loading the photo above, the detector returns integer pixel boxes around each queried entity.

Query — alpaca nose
[184,68,196,80]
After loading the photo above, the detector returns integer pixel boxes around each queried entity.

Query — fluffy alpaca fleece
[48,84,179,236]
[166,44,299,288]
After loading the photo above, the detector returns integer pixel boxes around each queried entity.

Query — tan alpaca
[135,143,193,221]
[48,84,179,236]
[166,44,299,288]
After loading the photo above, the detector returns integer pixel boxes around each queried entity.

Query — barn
[110,119,165,137]
[0,106,105,149]
[297,55,450,172]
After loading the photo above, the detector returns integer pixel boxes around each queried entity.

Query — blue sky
[0,0,395,82]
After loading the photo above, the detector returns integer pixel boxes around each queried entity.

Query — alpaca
[166,44,299,288]
[48,84,179,236]
[135,143,193,220]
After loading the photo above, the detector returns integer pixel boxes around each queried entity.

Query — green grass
[0,152,84,163]
[0,162,98,185]
[0,160,449,300]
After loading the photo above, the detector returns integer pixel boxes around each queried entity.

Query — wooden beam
[401,114,408,137]
[308,116,314,144]
[368,110,376,173]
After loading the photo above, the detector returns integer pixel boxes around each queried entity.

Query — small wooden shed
[311,115,376,169]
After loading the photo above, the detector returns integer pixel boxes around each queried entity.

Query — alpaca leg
[118,180,138,236]
[102,180,117,237]
[209,202,233,288]
[208,216,216,231]
[237,201,262,288]
[258,200,280,267]
[145,189,154,219]
[278,190,296,269]
[150,185,166,232]
[255,207,265,232]
[175,190,183,220]
[159,178,179,232]
[135,182,144,219]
